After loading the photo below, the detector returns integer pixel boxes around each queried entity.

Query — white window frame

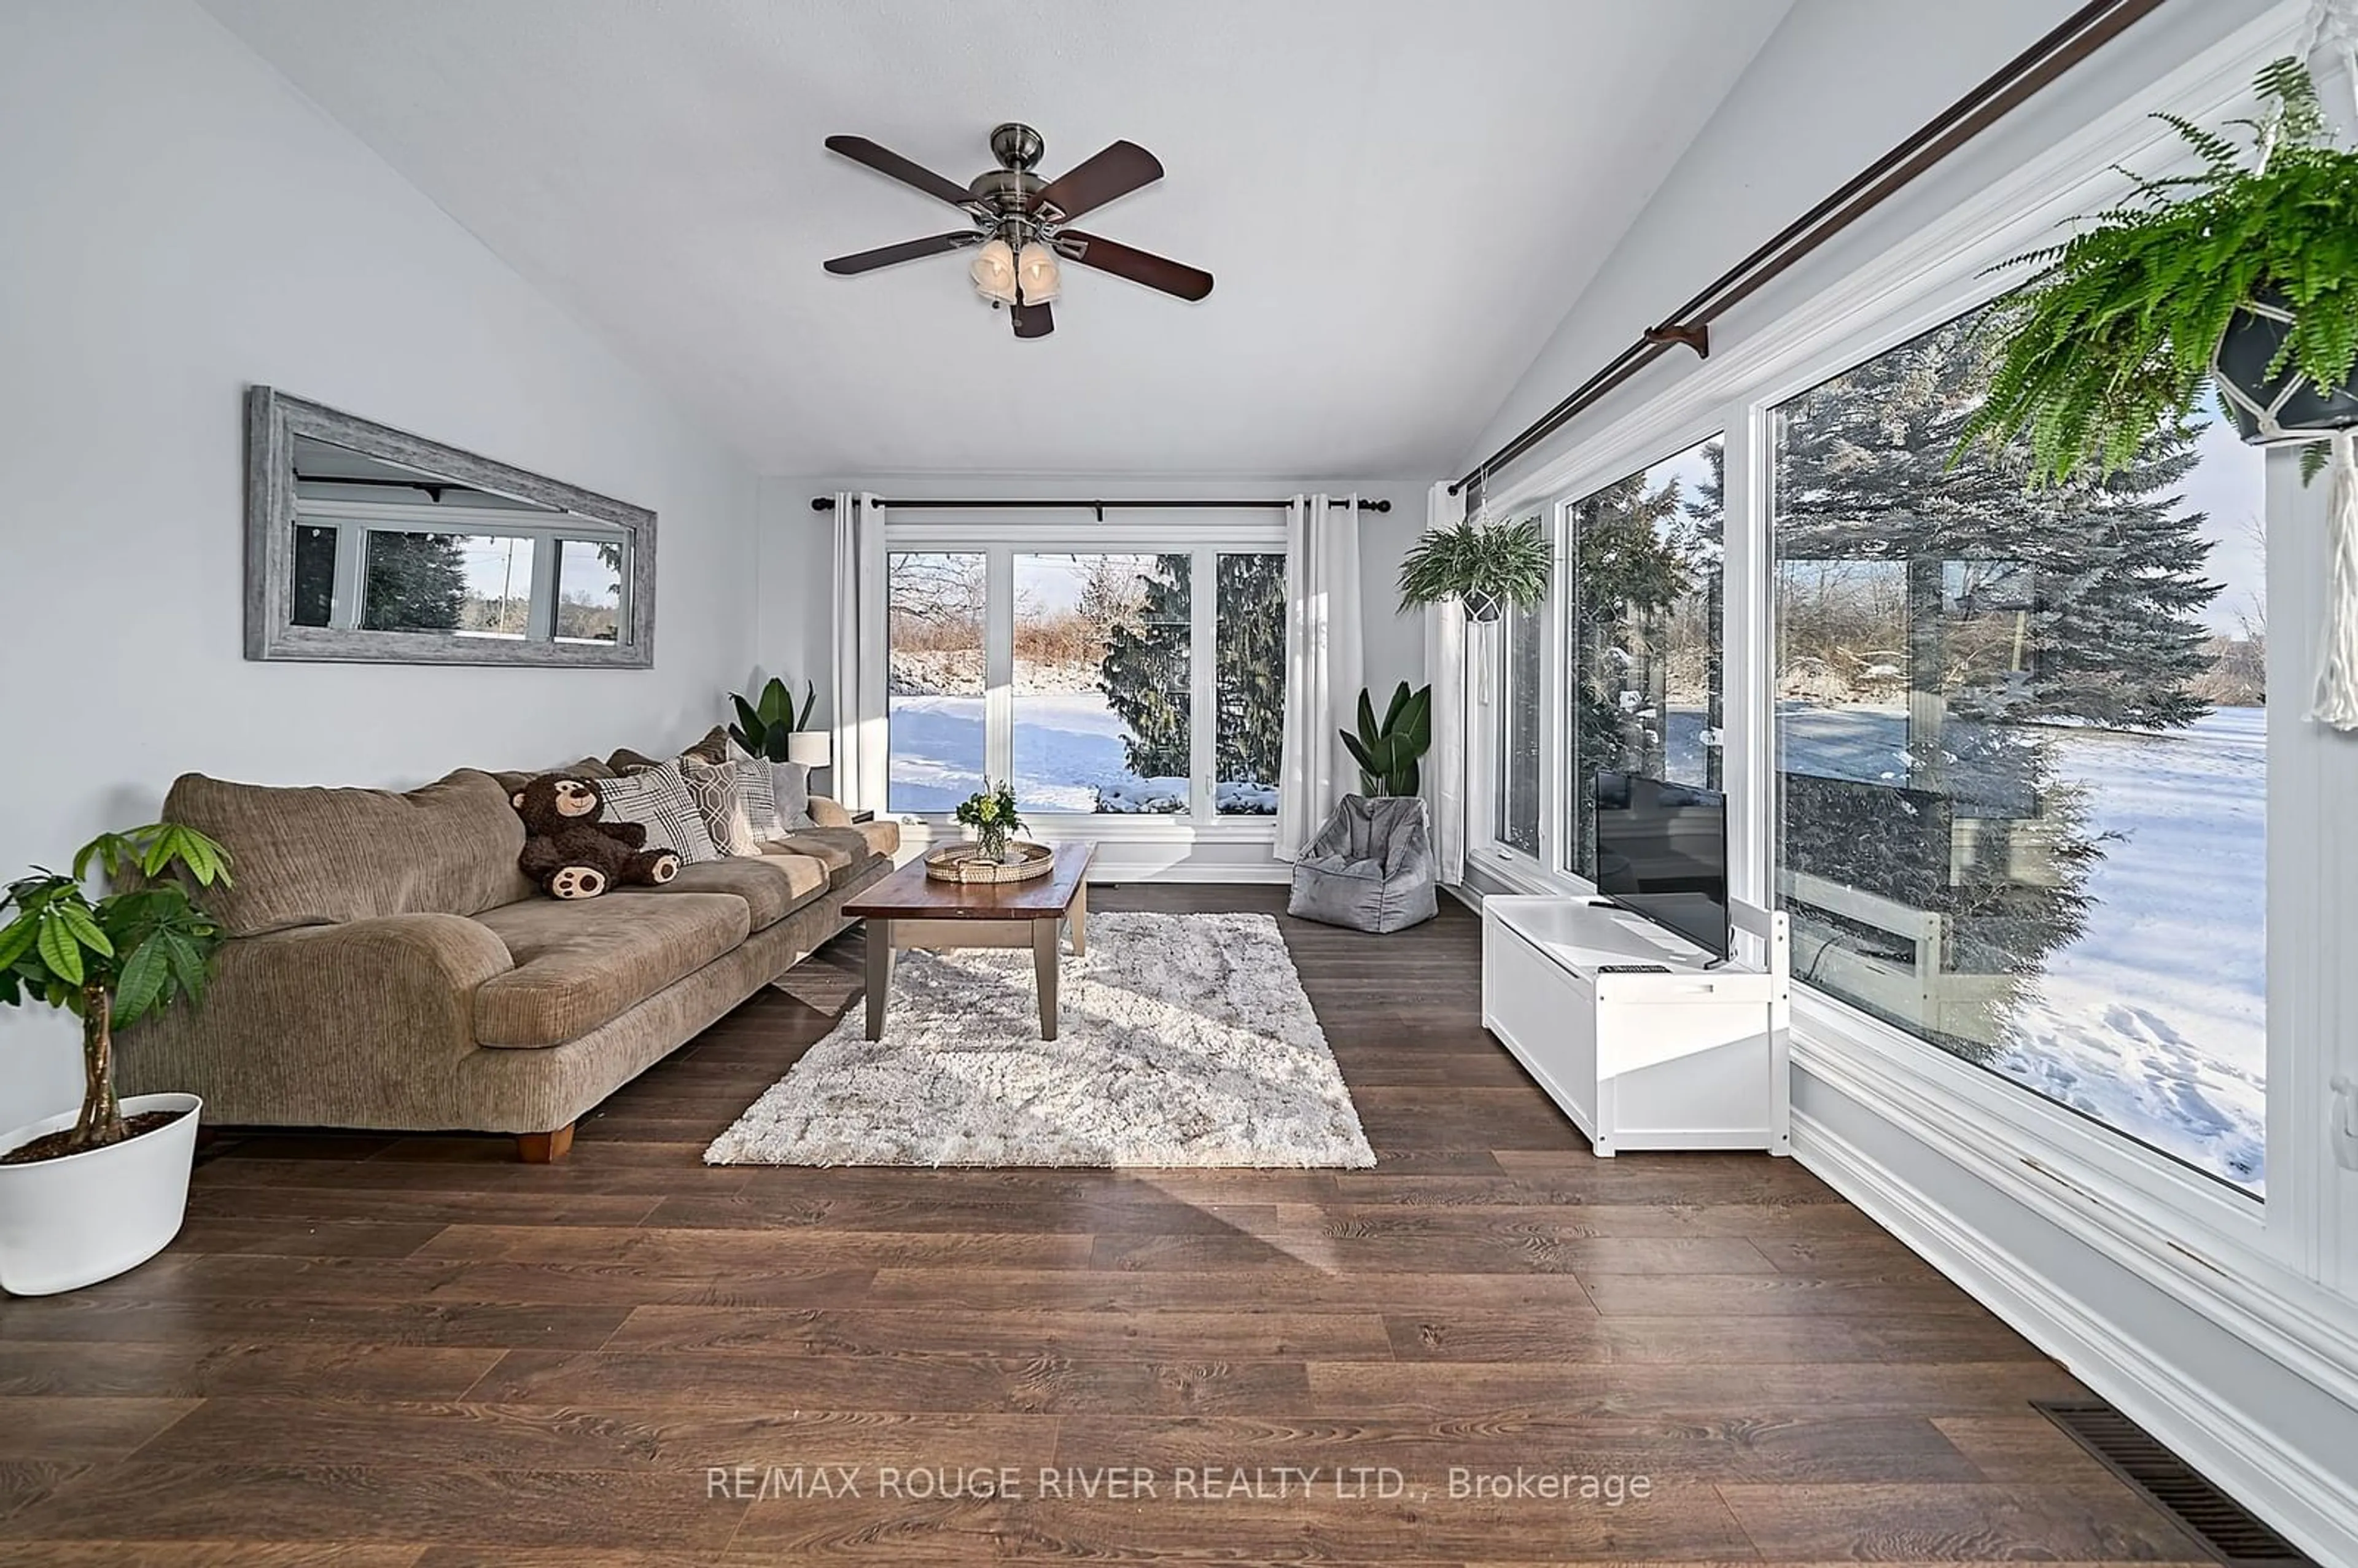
[291,497,633,646]
[881,516,1288,844]
[1460,0,2358,1399]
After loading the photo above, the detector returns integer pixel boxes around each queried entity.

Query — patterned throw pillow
[769,761,815,832]
[682,757,771,856]
[597,763,720,864]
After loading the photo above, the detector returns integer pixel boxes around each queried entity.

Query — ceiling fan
[822,122,1213,340]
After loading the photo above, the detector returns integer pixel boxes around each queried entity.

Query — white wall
[0,0,763,1129]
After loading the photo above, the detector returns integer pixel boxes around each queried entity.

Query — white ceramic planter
[0,1092,201,1296]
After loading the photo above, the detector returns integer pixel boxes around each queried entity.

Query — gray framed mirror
[245,387,656,667]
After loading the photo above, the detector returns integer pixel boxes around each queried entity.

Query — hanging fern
[1396,515,1552,615]
[1958,57,2358,484]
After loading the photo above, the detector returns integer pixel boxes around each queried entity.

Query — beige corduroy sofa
[120,763,897,1160]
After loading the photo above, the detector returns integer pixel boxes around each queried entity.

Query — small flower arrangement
[954,781,1027,863]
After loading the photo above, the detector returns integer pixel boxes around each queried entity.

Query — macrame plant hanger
[1469,460,1496,705]
[2300,0,2358,728]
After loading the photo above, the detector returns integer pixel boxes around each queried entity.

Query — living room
[4,0,2358,1562]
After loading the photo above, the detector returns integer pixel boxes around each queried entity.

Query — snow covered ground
[1784,704,2266,1193]
[888,691,1275,815]
[895,683,2267,1192]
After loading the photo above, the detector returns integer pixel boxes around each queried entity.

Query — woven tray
[924,840,1054,884]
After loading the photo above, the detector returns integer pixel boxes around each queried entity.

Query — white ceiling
[201,0,1793,479]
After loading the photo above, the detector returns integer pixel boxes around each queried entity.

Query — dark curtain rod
[1451,0,2166,495]
[808,495,1390,513]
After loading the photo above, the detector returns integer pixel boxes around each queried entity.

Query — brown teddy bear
[510,775,680,899]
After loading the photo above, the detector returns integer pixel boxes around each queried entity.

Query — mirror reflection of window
[254,399,651,667]
[554,540,623,643]
[289,524,337,628]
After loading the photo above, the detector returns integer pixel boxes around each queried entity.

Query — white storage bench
[1481,895,1789,1157]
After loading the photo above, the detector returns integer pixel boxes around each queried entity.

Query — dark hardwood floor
[0,887,2208,1564]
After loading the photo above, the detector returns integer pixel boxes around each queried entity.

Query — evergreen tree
[1774,310,2220,729]
[1097,553,1290,796]
[359,533,468,632]
[1763,306,2224,1062]
[1099,555,1193,779]
[1214,552,1286,787]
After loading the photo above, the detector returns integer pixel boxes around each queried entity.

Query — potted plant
[954,782,1027,863]
[0,823,229,1295]
[730,676,831,768]
[1340,682,1433,798]
[1961,57,2358,478]
[1396,513,1552,622]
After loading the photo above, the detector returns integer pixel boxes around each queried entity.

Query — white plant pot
[785,731,832,768]
[0,1092,201,1296]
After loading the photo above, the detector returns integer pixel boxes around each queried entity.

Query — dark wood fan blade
[823,231,980,275]
[824,136,975,208]
[1032,140,1162,221]
[1011,298,1054,339]
[1056,231,1213,301]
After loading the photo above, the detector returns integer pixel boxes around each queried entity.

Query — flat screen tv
[1591,770,1729,958]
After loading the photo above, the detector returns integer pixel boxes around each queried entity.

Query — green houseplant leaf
[1958,58,2358,484]
[1396,516,1553,618]
[1338,682,1435,796]
[1,824,231,1155]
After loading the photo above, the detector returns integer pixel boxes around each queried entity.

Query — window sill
[1791,985,2358,1413]
[890,814,1279,841]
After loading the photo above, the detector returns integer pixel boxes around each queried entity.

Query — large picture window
[1563,435,1724,878]
[1013,553,1191,813]
[885,536,1285,821]
[885,551,986,813]
[1495,586,1546,858]
[1772,306,2266,1193]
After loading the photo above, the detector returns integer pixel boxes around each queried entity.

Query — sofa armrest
[119,913,516,1124]
[808,796,851,828]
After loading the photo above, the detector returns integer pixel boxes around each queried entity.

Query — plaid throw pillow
[597,763,720,864]
[682,757,772,856]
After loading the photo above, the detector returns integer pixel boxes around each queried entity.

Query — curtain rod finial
[811,496,835,511]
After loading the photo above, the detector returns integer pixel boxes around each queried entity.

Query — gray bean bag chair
[1288,794,1439,933]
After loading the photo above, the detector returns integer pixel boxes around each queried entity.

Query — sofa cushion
[163,769,531,937]
[610,725,730,774]
[615,852,827,931]
[765,825,890,890]
[487,756,615,796]
[472,891,750,1048]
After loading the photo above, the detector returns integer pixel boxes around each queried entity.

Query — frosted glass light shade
[969,238,1017,305]
[1016,242,1060,304]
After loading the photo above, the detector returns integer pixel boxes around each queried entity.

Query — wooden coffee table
[846,841,1095,1041]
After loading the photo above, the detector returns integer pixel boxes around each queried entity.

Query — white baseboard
[1089,863,1291,885]
[1793,1101,2358,1565]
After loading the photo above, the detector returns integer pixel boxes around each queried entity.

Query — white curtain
[828,491,887,812]
[1421,480,1469,882]
[1274,494,1364,860]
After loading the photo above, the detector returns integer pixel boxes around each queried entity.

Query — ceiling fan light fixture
[1016,241,1061,304]
[970,237,1017,304]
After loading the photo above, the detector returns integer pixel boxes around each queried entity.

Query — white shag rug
[706,911,1374,1168]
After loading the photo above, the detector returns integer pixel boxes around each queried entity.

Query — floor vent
[2032,1400,2311,1566]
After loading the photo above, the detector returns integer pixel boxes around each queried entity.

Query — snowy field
[895,686,2267,1192]
[888,691,1274,815]
[1783,705,2266,1193]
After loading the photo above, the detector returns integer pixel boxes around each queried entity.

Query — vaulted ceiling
[200,0,1793,478]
